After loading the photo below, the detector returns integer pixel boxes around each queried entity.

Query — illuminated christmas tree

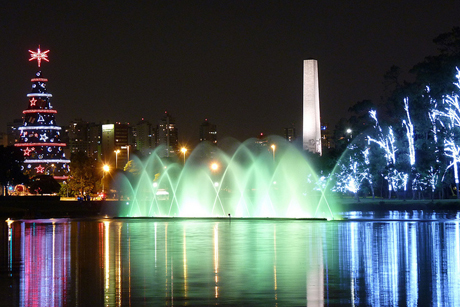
[14,46,70,180]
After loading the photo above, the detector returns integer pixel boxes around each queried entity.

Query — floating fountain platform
[106,137,339,219]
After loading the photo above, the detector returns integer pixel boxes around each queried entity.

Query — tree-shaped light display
[14,47,70,180]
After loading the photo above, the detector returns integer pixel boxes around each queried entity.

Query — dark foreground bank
[1,196,460,219]
[0,196,102,219]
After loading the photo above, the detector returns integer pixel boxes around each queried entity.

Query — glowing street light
[271,144,276,161]
[346,129,353,142]
[211,162,219,171]
[102,164,110,193]
[114,149,120,169]
[181,147,187,164]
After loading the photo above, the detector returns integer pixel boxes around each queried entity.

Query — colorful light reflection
[4,218,460,305]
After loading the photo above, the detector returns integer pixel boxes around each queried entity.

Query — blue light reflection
[4,217,460,305]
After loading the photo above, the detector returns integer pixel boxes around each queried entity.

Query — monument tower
[303,59,322,155]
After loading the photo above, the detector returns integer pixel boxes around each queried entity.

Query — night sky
[1,1,459,145]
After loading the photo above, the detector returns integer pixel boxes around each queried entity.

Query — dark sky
[1,1,459,145]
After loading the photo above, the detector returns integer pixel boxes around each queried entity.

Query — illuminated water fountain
[112,137,337,219]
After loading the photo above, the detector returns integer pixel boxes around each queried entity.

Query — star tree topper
[29,46,49,67]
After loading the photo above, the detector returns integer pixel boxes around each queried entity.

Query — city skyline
[1,1,459,143]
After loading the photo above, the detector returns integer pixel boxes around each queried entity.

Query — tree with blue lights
[366,110,407,198]
[325,27,460,200]
[332,142,380,201]
[430,69,460,198]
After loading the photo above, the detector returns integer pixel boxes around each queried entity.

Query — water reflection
[17,220,71,306]
[3,215,460,306]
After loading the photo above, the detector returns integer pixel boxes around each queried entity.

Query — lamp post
[271,144,276,161]
[346,128,352,141]
[181,147,187,164]
[102,164,110,193]
[114,149,120,169]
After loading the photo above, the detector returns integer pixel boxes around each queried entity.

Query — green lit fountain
[111,137,337,219]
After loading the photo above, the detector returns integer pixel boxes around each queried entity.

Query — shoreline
[339,198,460,211]
[1,196,460,219]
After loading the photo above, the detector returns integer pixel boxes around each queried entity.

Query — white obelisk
[303,59,322,155]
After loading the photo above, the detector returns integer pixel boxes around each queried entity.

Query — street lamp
[271,144,276,161]
[181,147,187,164]
[211,162,219,171]
[114,149,120,169]
[346,129,353,141]
[102,164,110,193]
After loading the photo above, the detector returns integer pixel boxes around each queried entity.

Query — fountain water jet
[107,137,338,219]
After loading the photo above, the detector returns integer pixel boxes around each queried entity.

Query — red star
[23,147,32,156]
[35,165,45,173]
[30,97,37,106]
[29,46,50,67]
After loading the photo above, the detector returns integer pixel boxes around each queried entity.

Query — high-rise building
[156,112,178,158]
[66,119,90,155]
[284,125,296,142]
[320,122,333,150]
[115,123,131,168]
[199,119,217,144]
[303,59,322,155]
[88,123,102,161]
[101,123,115,163]
[102,122,131,169]
[134,118,154,155]
[65,119,103,161]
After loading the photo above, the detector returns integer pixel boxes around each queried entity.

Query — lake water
[1,211,459,306]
